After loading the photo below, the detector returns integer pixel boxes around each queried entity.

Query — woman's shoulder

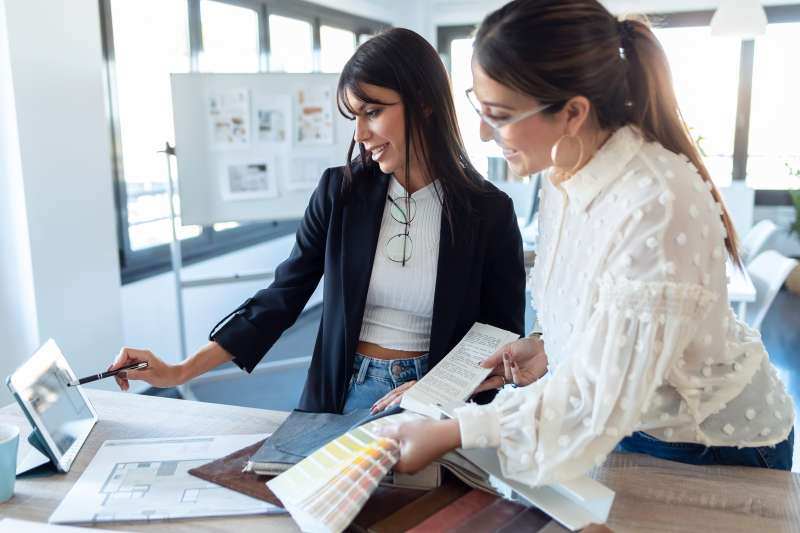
[633,142,708,202]
[457,179,516,228]
[319,158,380,194]
[467,174,516,209]
[605,141,718,225]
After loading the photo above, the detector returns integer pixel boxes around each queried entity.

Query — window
[199,1,260,73]
[653,26,740,187]
[103,0,387,283]
[269,15,314,73]
[747,22,800,190]
[442,28,536,182]
[107,0,198,252]
[320,26,356,73]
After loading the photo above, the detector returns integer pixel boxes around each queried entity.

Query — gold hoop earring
[550,134,585,183]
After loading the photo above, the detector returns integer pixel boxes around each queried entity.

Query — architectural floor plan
[49,434,283,524]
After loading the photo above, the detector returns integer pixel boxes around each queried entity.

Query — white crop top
[358,177,442,351]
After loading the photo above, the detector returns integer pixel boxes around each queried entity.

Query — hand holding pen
[67,361,149,387]
[106,347,185,391]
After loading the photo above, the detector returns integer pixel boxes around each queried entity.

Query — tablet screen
[8,339,97,471]
[17,353,95,455]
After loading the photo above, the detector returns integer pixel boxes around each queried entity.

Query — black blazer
[210,163,526,413]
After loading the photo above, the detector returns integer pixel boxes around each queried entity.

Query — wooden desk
[1,390,799,532]
[0,390,296,532]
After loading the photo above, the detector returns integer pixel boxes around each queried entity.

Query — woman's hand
[474,336,548,393]
[373,336,549,410]
[371,380,416,414]
[108,348,185,391]
[379,419,461,474]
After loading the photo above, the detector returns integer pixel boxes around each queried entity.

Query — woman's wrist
[175,342,233,385]
[438,419,462,451]
[173,361,191,386]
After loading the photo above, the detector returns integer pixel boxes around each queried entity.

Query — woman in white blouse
[384,0,795,480]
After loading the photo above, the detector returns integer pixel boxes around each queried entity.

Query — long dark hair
[474,0,740,264]
[337,28,482,238]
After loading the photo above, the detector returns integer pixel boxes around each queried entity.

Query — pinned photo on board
[221,160,279,201]
[295,87,334,145]
[208,88,251,148]
[257,109,287,142]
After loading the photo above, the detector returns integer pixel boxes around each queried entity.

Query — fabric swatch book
[245,406,401,475]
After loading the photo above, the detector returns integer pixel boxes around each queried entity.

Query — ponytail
[621,17,741,265]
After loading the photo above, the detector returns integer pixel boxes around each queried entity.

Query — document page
[401,323,519,417]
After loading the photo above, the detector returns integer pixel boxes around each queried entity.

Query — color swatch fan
[267,412,421,533]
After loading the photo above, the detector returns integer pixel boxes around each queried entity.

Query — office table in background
[727,260,757,320]
[1,390,798,532]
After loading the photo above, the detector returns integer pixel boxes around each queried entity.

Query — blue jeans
[342,352,429,414]
[617,429,794,471]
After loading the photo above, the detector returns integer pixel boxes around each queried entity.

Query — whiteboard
[170,73,353,226]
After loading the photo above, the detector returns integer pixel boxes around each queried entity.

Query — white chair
[741,219,780,265]
[745,250,799,330]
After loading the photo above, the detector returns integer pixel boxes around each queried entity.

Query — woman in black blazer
[109,28,525,414]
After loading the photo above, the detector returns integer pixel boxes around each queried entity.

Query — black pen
[67,361,149,386]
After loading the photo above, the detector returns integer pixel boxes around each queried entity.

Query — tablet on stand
[6,339,98,474]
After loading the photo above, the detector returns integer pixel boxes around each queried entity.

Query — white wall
[1,0,124,402]
[0,0,39,405]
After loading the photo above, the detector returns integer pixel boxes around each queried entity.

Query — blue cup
[0,423,20,503]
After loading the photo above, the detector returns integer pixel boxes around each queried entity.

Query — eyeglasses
[384,194,416,266]
[465,88,552,131]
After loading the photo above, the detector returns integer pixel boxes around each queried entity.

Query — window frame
[100,0,388,285]
[436,4,800,208]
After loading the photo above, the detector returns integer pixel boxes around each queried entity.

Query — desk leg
[737,302,747,322]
